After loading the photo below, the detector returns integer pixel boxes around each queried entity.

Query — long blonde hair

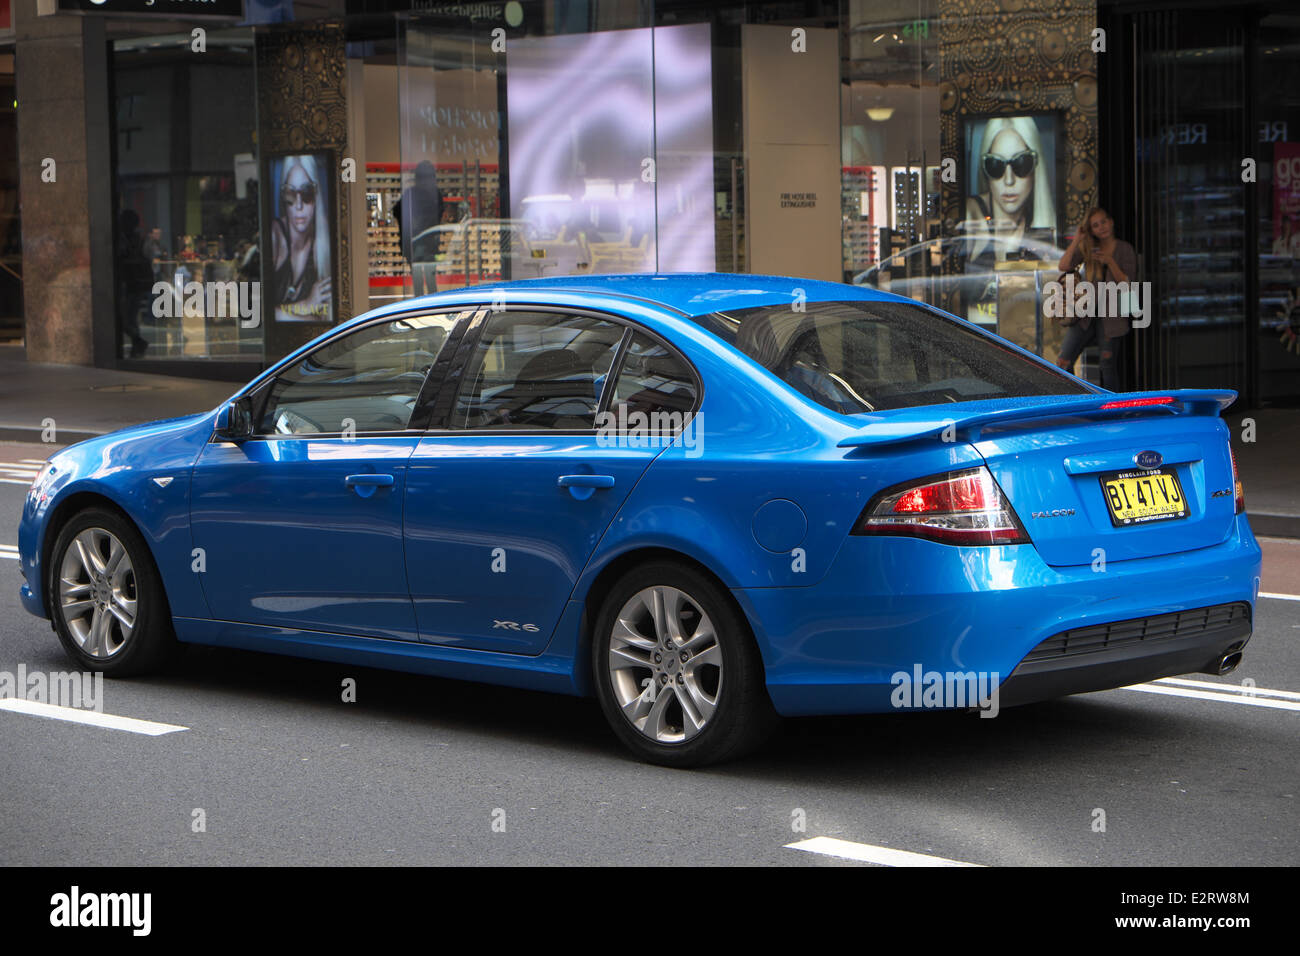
[1077,206,1110,283]
[976,116,1057,230]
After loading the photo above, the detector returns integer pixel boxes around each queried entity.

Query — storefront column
[14,0,115,366]
[256,22,353,361]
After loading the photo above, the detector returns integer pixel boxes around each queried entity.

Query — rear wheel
[592,562,779,767]
[48,508,174,676]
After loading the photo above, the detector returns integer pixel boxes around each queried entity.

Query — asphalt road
[1,441,1296,866]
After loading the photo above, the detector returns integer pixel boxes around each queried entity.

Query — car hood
[61,411,216,451]
[42,410,218,487]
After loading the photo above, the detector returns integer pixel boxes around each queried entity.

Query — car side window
[258,313,459,435]
[607,333,698,422]
[453,311,625,430]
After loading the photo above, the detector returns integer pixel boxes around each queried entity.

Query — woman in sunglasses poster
[268,153,335,324]
[962,115,1059,324]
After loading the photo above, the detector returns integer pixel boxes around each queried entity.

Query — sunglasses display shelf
[841,166,880,276]
[365,162,502,295]
[366,166,408,293]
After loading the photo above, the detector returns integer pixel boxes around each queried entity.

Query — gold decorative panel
[939,0,1099,235]
[256,22,352,352]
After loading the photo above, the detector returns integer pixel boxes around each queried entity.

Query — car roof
[367,273,892,322]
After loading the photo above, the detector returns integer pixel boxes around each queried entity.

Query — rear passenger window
[608,333,698,421]
[454,311,624,430]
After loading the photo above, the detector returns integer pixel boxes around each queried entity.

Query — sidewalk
[0,345,235,445]
[2,345,1298,535]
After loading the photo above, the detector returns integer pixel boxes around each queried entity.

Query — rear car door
[403,308,699,654]
[190,310,467,640]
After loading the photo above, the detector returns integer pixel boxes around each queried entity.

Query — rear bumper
[733,513,1262,717]
[996,603,1251,707]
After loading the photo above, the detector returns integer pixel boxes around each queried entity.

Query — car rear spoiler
[836,389,1236,449]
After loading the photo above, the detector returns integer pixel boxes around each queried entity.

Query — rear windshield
[695,300,1092,414]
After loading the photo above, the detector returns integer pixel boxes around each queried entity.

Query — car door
[190,310,468,641]
[404,308,700,654]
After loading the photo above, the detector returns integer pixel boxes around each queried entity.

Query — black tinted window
[259,313,458,435]
[695,300,1090,414]
[609,333,697,421]
[454,311,624,429]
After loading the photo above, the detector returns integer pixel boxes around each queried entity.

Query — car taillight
[1230,446,1244,514]
[1099,396,1176,410]
[853,466,1030,545]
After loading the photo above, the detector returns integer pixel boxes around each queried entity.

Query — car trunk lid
[839,390,1238,567]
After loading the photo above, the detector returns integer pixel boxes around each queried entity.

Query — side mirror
[215,397,254,441]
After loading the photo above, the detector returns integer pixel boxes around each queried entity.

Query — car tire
[47,507,175,677]
[592,561,780,767]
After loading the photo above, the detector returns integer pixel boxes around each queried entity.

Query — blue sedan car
[18,275,1261,765]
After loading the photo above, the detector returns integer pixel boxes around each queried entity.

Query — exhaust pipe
[1216,651,1243,675]
[1200,647,1244,676]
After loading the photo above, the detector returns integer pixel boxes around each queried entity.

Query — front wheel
[48,508,174,676]
[592,562,779,767]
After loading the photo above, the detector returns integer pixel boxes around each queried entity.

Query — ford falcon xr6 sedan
[18,274,1262,766]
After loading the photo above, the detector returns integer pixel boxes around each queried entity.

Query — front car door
[403,308,700,654]
[190,310,468,641]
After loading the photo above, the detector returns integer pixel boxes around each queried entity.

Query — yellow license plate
[1100,469,1189,526]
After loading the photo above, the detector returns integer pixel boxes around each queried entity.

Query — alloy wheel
[58,527,137,659]
[606,585,723,744]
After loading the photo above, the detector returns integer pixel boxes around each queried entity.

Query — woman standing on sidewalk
[1054,207,1138,390]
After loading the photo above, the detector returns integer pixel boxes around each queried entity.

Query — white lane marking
[1260,592,1300,602]
[1155,676,1300,701]
[0,479,33,485]
[787,837,984,867]
[1122,683,1300,711]
[0,699,188,735]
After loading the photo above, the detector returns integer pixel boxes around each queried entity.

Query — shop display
[365,162,502,295]
[841,166,879,276]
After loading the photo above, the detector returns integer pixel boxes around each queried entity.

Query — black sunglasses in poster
[281,181,318,207]
[982,150,1038,180]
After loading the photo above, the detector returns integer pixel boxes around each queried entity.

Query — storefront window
[843,0,1098,373]
[349,3,718,312]
[111,31,262,363]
